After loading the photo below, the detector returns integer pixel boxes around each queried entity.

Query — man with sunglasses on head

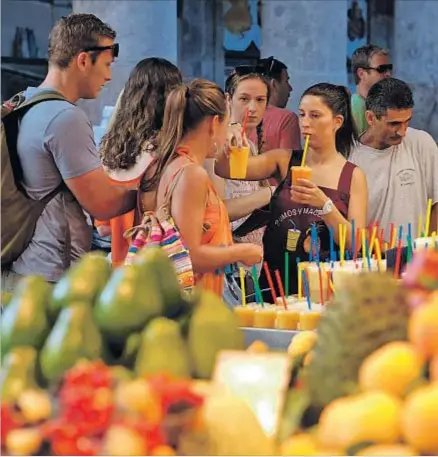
[351,44,392,135]
[2,14,136,292]
[247,56,301,158]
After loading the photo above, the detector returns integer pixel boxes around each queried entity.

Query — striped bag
[124,167,195,292]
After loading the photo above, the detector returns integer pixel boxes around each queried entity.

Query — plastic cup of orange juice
[229,145,250,179]
[299,310,322,331]
[234,306,255,327]
[252,307,277,329]
[291,166,312,186]
[276,309,300,330]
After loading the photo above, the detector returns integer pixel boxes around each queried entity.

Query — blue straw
[345,250,350,261]
[351,219,356,260]
[408,222,412,241]
[365,237,372,271]
[311,224,319,265]
[329,226,335,262]
[302,268,312,310]
[398,225,403,244]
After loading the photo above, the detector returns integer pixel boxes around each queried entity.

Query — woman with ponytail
[140,79,262,296]
[214,83,369,300]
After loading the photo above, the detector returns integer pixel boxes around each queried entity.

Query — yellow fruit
[401,382,438,455]
[288,331,317,358]
[280,433,319,456]
[6,428,42,456]
[17,389,52,423]
[358,341,423,397]
[103,425,147,456]
[247,340,269,353]
[356,444,417,456]
[318,392,402,450]
[408,302,438,358]
[151,445,177,456]
[431,354,438,382]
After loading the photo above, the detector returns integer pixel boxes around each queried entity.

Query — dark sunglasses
[234,57,277,77]
[83,43,119,59]
[362,63,393,74]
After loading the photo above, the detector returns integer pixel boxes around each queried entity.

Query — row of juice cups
[233,300,323,331]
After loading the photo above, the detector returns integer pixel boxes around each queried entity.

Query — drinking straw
[263,261,278,304]
[369,224,378,257]
[301,135,310,167]
[417,215,423,240]
[406,236,412,264]
[374,237,383,272]
[329,226,335,262]
[241,108,250,135]
[251,266,263,307]
[339,223,347,266]
[301,268,312,310]
[353,227,361,262]
[379,227,385,251]
[361,228,367,262]
[329,278,336,294]
[364,236,372,271]
[318,266,325,306]
[351,219,356,261]
[311,224,319,265]
[345,250,350,261]
[326,270,332,301]
[239,267,246,307]
[384,242,389,252]
[394,237,403,278]
[297,257,302,299]
[274,269,288,310]
[390,223,396,249]
[284,252,289,296]
[425,198,433,237]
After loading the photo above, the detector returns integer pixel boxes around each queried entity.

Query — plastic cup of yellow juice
[291,166,312,186]
[276,309,300,330]
[252,307,277,329]
[299,310,322,331]
[233,306,255,327]
[229,145,250,179]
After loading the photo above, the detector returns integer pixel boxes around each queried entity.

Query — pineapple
[306,273,409,408]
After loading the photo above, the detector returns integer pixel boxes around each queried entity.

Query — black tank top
[259,151,356,301]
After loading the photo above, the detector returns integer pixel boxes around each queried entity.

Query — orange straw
[326,270,332,301]
[274,269,288,310]
[300,135,310,166]
[241,108,250,135]
[262,261,278,304]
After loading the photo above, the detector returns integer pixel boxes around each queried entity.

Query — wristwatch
[320,198,334,216]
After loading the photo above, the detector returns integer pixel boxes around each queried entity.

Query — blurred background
[2,0,437,140]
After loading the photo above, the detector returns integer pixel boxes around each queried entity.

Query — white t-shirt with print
[349,127,438,243]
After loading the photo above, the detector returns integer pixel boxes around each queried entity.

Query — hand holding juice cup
[291,135,312,186]
[229,144,250,179]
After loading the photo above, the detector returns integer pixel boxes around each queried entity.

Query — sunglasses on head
[362,63,393,74]
[83,42,119,59]
[234,57,278,78]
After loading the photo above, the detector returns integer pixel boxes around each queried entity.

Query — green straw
[284,251,289,297]
[251,266,264,307]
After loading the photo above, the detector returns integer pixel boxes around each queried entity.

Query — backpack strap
[14,90,69,112]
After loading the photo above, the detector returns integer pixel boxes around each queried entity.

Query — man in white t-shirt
[349,77,438,242]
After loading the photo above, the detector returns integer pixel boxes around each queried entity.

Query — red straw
[318,267,325,306]
[241,108,250,135]
[274,269,287,310]
[262,261,278,304]
[394,238,403,278]
[379,227,385,250]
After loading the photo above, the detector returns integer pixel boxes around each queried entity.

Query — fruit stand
[1,245,438,456]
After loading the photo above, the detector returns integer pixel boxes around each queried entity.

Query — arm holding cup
[290,166,368,249]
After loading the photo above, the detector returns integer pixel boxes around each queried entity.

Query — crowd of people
[2,13,437,303]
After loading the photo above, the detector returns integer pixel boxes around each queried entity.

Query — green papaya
[1,276,50,359]
[49,252,111,319]
[135,317,191,378]
[134,247,186,318]
[104,332,141,368]
[0,346,39,403]
[187,290,244,379]
[40,302,103,383]
[95,264,163,340]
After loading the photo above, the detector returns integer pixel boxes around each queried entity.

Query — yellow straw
[384,242,389,252]
[339,224,346,266]
[390,225,397,249]
[369,225,378,257]
[239,267,246,307]
[298,263,303,299]
[417,214,423,239]
[424,198,432,237]
[431,231,436,250]
[361,228,367,263]
[374,236,383,272]
[329,279,336,294]
[301,135,310,167]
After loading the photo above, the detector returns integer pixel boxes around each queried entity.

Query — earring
[212,142,218,158]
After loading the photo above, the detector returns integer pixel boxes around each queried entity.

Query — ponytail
[140,84,187,192]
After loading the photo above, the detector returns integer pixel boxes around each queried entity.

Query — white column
[394,0,438,141]
[73,0,177,124]
[260,0,348,112]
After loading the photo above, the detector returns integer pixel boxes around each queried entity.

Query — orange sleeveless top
[174,147,233,297]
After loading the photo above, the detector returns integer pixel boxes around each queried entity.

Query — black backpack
[1,90,68,267]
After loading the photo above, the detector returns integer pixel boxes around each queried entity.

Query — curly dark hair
[48,13,116,68]
[99,58,182,171]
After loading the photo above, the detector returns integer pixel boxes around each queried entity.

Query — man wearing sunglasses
[351,44,392,135]
[2,14,137,292]
[246,56,301,160]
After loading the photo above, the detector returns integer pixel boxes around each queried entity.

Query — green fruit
[1,276,51,358]
[49,252,111,319]
[0,346,39,403]
[1,291,13,309]
[104,333,141,368]
[135,317,191,378]
[40,303,103,383]
[306,272,410,408]
[110,365,134,383]
[134,247,185,318]
[95,264,163,340]
[187,290,244,379]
